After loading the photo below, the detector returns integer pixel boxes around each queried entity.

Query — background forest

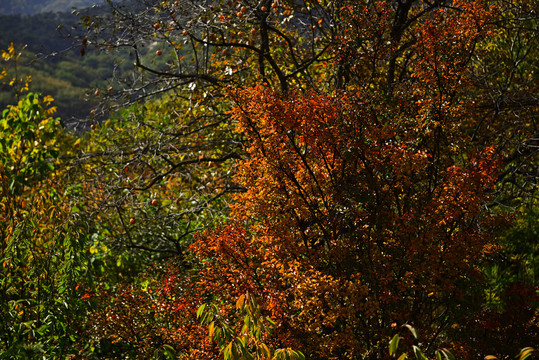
[0,0,538,359]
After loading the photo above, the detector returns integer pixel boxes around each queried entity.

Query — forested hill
[0,9,116,124]
[0,12,74,54]
[0,0,100,15]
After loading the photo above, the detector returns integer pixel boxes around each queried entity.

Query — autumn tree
[0,44,90,357]
[189,1,533,359]
[68,0,538,267]
[74,1,537,358]
[190,87,502,359]
[468,1,538,205]
[68,0,339,260]
[76,262,217,359]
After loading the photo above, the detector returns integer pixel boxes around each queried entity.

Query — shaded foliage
[0,90,90,357]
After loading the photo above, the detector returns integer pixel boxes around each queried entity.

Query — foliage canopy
[0,0,537,359]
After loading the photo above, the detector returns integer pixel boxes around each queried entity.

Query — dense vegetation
[1,0,537,359]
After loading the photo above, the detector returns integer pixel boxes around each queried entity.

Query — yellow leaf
[236,294,246,309]
[519,348,535,360]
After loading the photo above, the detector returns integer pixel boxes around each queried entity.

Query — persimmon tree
[68,0,339,260]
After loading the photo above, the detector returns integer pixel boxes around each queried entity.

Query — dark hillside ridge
[0,12,74,54]
[0,1,174,126]
[0,9,110,124]
[0,0,100,15]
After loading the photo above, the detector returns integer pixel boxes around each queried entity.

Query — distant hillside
[0,0,101,15]
[0,10,115,124]
[0,7,144,125]
[0,12,74,54]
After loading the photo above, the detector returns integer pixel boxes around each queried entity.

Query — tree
[70,0,538,265]
[72,1,537,358]
[0,44,90,358]
[77,264,215,359]
[71,96,241,266]
[68,0,341,260]
[190,86,502,359]
[467,1,539,206]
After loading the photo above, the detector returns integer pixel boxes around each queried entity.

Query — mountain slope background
[0,2,134,127]
[0,10,107,125]
[0,0,100,15]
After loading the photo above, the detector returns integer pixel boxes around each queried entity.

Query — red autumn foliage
[189,85,503,359]
[80,269,219,359]
[79,1,539,358]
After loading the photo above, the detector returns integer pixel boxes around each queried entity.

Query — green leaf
[405,324,418,339]
[258,343,272,358]
[162,344,176,359]
[140,279,149,292]
[230,341,241,359]
[273,348,305,360]
[413,346,428,360]
[390,334,400,356]
[224,342,233,360]
[518,348,536,360]
[196,304,207,319]
[266,316,276,327]
[440,348,455,360]
[273,349,285,360]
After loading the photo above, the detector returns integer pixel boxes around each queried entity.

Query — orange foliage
[82,1,534,358]
[185,3,508,357]
[190,83,502,358]
[81,268,219,359]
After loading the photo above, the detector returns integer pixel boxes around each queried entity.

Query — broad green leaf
[196,303,207,319]
[390,334,401,356]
